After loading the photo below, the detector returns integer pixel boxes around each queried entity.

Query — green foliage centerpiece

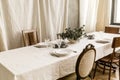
[58,26,86,43]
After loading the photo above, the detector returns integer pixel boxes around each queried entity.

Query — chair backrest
[22,29,38,46]
[112,37,120,53]
[105,27,119,34]
[75,44,96,79]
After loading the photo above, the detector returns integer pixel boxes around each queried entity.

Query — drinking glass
[57,39,62,48]
[45,38,50,47]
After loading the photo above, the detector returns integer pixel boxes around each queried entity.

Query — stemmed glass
[45,38,50,47]
[57,38,62,48]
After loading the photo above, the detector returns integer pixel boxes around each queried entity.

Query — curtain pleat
[96,0,112,31]
[79,0,99,32]
[0,0,40,50]
[0,0,68,51]
[39,0,68,40]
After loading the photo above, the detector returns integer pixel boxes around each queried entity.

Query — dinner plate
[34,45,47,48]
[50,49,71,57]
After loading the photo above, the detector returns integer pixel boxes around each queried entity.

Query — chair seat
[99,54,119,63]
[100,49,120,63]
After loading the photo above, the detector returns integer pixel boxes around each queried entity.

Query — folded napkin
[50,49,72,57]
[96,40,110,44]
[34,45,47,48]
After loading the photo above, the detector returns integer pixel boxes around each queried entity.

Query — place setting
[49,39,71,57]
[86,33,111,44]
[50,48,72,57]
[34,38,72,57]
[48,39,78,57]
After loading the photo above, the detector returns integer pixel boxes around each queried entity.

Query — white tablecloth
[0,32,120,80]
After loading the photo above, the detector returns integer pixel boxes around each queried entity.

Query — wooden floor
[58,67,119,80]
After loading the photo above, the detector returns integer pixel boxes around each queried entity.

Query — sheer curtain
[0,26,7,51]
[79,0,99,32]
[0,0,41,50]
[39,0,68,40]
[96,0,112,31]
[0,0,9,51]
[0,0,68,51]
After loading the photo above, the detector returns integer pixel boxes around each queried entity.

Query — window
[111,0,120,25]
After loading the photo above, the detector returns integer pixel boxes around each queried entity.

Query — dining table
[0,32,120,80]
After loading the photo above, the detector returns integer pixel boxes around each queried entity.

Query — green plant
[58,26,86,40]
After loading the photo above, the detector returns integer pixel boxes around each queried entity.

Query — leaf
[58,26,86,40]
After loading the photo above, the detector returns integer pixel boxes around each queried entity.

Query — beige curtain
[0,1,8,51]
[96,0,112,31]
[0,27,7,51]
[0,0,68,51]
[68,0,79,28]
[79,0,99,32]
[39,0,68,40]
[79,0,88,27]
[0,0,41,50]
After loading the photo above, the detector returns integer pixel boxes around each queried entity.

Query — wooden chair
[75,44,96,80]
[93,37,120,80]
[105,27,119,34]
[22,29,38,46]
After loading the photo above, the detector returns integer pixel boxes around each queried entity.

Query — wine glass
[45,38,50,47]
[57,39,62,48]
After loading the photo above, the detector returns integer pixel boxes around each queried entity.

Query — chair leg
[76,76,80,80]
[112,64,116,73]
[89,73,93,79]
[108,60,113,80]
[76,76,78,80]
[103,62,106,74]
[93,62,98,78]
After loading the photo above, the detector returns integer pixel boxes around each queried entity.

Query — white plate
[34,45,47,48]
[50,49,72,57]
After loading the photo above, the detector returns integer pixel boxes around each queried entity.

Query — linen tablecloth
[0,32,120,80]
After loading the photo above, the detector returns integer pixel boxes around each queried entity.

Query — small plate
[50,49,71,57]
[34,45,47,48]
